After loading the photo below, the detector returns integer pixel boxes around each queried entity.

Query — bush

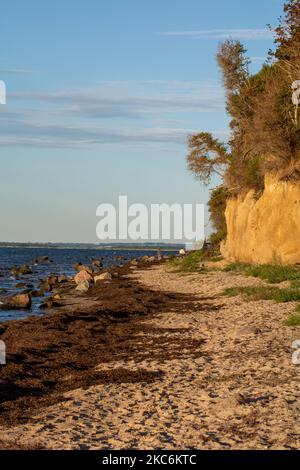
[168,250,205,273]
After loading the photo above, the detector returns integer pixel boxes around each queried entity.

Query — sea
[0,246,174,322]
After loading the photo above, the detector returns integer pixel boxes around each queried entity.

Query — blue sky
[0,0,284,242]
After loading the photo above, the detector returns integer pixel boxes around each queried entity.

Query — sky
[0,0,285,243]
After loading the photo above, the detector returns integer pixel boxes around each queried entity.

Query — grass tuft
[223,285,300,303]
[168,250,205,273]
[223,263,300,284]
[285,315,300,326]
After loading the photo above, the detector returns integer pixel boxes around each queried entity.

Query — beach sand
[0,263,300,449]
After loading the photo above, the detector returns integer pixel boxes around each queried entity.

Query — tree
[273,0,300,70]
[187,0,300,236]
[217,40,250,95]
[207,186,228,245]
[186,132,230,184]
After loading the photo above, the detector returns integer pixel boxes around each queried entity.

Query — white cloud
[0,68,36,75]
[159,29,273,40]
[1,80,226,149]
[250,56,268,64]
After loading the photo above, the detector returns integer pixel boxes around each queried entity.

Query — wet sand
[0,262,300,449]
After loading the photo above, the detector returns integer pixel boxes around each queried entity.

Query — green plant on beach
[168,250,205,273]
[285,314,300,326]
[284,305,300,325]
[223,285,300,303]
[223,262,300,284]
[209,256,224,263]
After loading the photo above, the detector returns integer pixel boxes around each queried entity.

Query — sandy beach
[0,260,299,450]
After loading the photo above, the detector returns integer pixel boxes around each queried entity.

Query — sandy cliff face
[221,174,300,264]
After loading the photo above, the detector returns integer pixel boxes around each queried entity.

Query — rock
[73,262,82,271]
[234,326,260,339]
[15,282,26,288]
[131,259,138,266]
[39,297,61,309]
[11,265,32,276]
[46,275,59,287]
[38,281,52,293]
[0,293,32,310]
[57,274,68,284]
[94,272,112,282]
[31,289,45,298]
[77,265,93,275]
[179,249,186,256]
[75,280,90,292]
[148,256,156,262]
[33,256,49,264]
[74,270,93,285]
[92,259,103,268]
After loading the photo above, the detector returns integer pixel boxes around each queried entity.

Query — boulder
[46,275,59,287]
[94,272,112,282]
[77,265,93,275]
[75,280,90,292]
[73,262,82,271]
[92,259,103,268]
[15,282,27,288]
[74,270,93,285]
[39,297,61,309]
[0,293,32,310]
[57,274,68,284]
[179,249,186,256]
[33,256,49,264]
[11,265,32,276]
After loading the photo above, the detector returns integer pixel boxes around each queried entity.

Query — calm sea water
[0,247,169,322]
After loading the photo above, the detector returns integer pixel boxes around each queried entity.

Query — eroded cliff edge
[221,174,300,264]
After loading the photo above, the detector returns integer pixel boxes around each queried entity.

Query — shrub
[168,250,205,273]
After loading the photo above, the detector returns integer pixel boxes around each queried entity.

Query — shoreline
[0,258,300,449]
[0,257,178,427]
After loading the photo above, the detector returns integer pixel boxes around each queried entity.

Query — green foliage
[284,314,300,326]
[168,250,204,273]
[216,40,250,93]
[244,264,300,284]
[187,1,300,195]
[209,230,227,247]
[187,133,230,184]
[209,256,224,263]
[223,262,300,284]
[208,186,228,232]
[223,262,250,272]
[223,285,300,302]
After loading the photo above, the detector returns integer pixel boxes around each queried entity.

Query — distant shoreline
[0,243,183,252]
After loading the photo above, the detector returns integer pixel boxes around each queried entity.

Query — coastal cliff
[221,174,300,264]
